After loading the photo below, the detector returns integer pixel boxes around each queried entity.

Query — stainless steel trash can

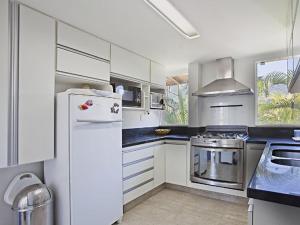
[12,184,53,225]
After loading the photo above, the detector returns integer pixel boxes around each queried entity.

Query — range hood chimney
[193,57,253,97]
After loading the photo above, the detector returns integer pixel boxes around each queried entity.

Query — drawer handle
[123,156,154,167]
[123,167,154,181]
[123,178,154,194]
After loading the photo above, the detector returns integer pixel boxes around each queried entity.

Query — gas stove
[190,126,248,190]
[191,126,248,149]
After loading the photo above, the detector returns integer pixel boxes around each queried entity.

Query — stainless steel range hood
[193,57,253,97]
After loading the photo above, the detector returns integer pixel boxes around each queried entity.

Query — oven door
[190,146,244,190]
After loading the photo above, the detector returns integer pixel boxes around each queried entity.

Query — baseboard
[165,183,248,205]
[123,184,166,212]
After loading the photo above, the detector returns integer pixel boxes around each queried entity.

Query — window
[164,74,188,125]
[256,57,300,125]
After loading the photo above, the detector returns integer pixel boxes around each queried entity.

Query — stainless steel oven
[190,131,245,190]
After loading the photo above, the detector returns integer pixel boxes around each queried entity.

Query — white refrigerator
[44,89,123,225]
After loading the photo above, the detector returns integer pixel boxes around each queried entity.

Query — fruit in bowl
[155,129,171,136]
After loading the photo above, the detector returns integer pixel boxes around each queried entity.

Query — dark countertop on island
[247,137,300,208]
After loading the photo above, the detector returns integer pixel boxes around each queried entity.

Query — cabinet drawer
[57,22,110,60]
[123,180,154,204]
[123,158,154,178]
[57,48,110,81]
[123,170,154,191]
[123,147,154,164]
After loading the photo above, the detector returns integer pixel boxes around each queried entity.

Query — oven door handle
[192,147,242,152]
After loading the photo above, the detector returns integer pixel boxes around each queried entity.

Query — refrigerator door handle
[76,119,123,123]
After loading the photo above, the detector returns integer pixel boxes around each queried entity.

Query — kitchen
[0,0,300,225]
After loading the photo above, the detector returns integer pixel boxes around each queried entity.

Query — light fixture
[144,0,200,39]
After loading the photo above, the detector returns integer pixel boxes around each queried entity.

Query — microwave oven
[150,92,164,109]
[112,83,142,107]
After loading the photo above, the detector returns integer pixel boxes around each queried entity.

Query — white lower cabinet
[122,141,188,204]
[165,143,187,186]
[154,144,166,187]
[251,199,300,225]
[122,144,155,204]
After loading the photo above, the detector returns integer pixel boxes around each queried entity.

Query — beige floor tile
[121,189,247,225]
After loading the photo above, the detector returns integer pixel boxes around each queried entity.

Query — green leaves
[258,70,300,124]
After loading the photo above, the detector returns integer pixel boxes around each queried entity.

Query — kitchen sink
[271,146,300,167]
[271,158,300,167]
[272,150,300,159]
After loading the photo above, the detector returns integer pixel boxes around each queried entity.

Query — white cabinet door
[165,144,187,186]
[57,48,110,81]
[0,0,9,168]
[253,199,300,225]
[111,45,150,82]
[57,22,110,60]
[154,144,166,187]
[150,61,166,86]
[18,5,55,164]
[246,144,264,186]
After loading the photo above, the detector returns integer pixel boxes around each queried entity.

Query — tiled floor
[121,189,248,225]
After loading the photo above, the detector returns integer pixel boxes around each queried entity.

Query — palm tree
[257,70,300,124]
[258,71,290,98]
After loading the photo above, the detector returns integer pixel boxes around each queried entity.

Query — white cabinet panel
[57,22,110,60]
[123,181,154,204]
[253,199,300,225]
[0,0,9,168]
[150,61,166,86]
[154,144,165,187]
[123,146,154,164]
[123,158,154,178]
[57,48,110,81]
[111,45,150,82]
[165,144,187,186]
[123,170,154,191]
[246,144,264,186]
[18,5,55,164]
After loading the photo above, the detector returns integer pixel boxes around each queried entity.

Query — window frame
[255,56,300,127]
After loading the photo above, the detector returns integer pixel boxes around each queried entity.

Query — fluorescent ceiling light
[144,0,200,39]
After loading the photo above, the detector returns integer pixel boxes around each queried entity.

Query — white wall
[188,63,201,127]
[122,109,162,129]
[0,162,43,225]
[189,49,295,127]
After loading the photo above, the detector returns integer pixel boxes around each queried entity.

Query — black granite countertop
[247,137,300,208]
[122,134,190,148]
[122,126,201,148]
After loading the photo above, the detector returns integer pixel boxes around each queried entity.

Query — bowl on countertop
[155,129,171,136]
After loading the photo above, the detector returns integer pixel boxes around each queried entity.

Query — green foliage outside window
[257,58,300,125]
[164,83,188,125]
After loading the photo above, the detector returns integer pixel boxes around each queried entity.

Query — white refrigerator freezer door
[69,95,123,225]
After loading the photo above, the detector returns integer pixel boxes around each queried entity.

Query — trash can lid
[12,184,52,211]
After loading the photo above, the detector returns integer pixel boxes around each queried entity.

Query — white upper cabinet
[57,22,110,60]
[17,5,55,164]
[111,45,150,82]
[150,61,166,87]
[57,48,110,81]
[0,0,9,168]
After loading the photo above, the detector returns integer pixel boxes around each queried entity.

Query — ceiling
[20,0,293,72]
